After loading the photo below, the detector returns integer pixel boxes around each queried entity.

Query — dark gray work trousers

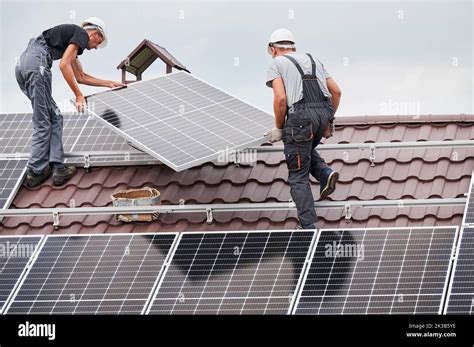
[15,35,64,175]
[282,102,334,226]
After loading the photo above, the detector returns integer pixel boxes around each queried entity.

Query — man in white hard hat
[15,18,125,188]
[264,28,342,230]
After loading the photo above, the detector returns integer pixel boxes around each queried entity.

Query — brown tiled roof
[1,114,473,235]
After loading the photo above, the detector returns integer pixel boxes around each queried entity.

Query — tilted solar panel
[85,71,274,171]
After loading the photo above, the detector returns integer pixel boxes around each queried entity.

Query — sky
[0,0,472,116]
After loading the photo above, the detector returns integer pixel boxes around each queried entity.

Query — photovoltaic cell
[0,160,27,210]
[462,175,474,225]
[293,227,458,315]
[445,227,474,314]
[5,233,177,314]
[85,71,274,171]
[0,236,42,313]
[147,230,315,315]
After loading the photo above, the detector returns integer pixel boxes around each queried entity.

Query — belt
[288,101,330,114]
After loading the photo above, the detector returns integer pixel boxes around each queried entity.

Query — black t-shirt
[42,24,89,60]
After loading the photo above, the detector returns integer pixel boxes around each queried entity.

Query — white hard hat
[268,28,295,55]
[81,17,108,48]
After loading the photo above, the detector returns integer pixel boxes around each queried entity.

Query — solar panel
[444,226,474,314]
[0,113,155,165]
[85,71,274,171]
[0,236,42,313]
[0,113,87,154]
[293,226,458,315]
[0,160,27,210]
[147,230,316,314]
[462,174,474,225]
[5,233,177,314]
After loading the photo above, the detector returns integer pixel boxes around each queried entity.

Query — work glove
[264,128,283,143]
[323,120,335,139]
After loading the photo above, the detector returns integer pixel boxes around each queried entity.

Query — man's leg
[309,106,339,199]
[17,48,53,175]
[49,99,77,186]
[309,148,328,181]
[285,142,317,228]
[49,101,65,170]
[309,108,330,180]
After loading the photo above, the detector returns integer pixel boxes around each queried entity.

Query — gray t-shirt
[266,52,332,107]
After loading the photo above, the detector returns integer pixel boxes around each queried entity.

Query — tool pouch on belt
[323,117,336,139]
[111,187,161,222]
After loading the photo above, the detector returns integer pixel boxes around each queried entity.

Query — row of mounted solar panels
[0,226,471,315]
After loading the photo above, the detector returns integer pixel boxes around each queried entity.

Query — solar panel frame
[461,173,474,225]
[83,71,274,172]
[444,226,474,314]
[0,159,27,213]
[146,229,317,315]
[292,226,459,315]
[4,232,179,315]
[0,235,44,314]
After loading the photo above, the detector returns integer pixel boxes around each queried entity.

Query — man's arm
[272,78,287,129]
[59,43,86,112]
[263,78,287,143]
[326,77,341,114]
[71,58,124,88]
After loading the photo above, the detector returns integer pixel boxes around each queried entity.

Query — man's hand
[264,128,283,143]
[75,94,87,113]
[106,80,127,88]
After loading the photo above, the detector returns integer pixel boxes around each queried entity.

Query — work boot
[52,165,77,186]
[297,223,316,230]
[319,167,339,200]
[25,166,52,188]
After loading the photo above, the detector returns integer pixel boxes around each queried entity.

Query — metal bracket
[369,144,376,167]
[289,198,296,208]
[344,203,352,222]
[83,154,91,171]
[52,211,60,229]
[206,207,213,224]
[233,151,240,167]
